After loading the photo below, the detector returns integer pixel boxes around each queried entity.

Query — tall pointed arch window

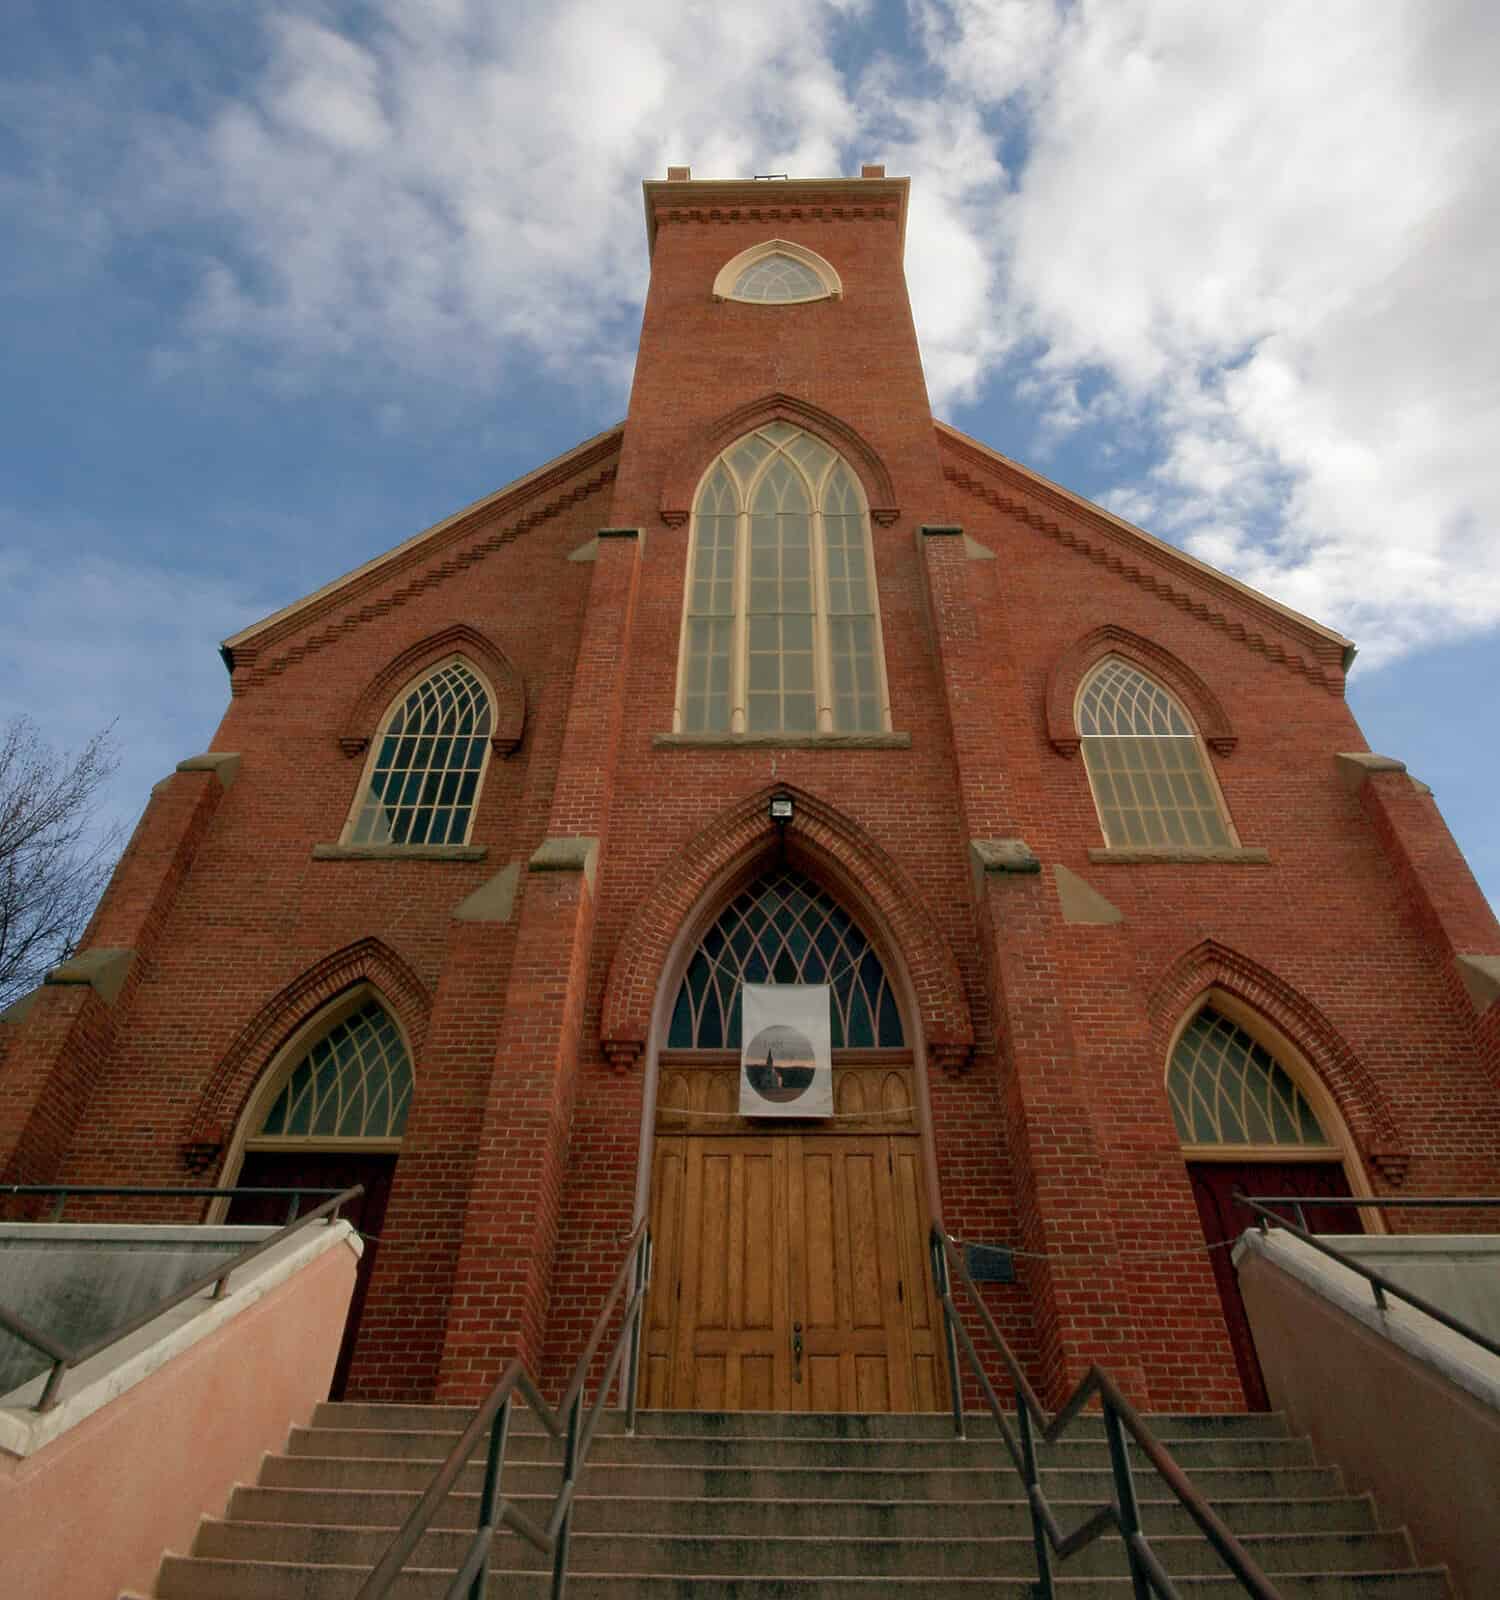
[1168,1005,1336,1156]
[676,424,890,736]
[1077,658,1234,849]
[668,869,905,1049]
[343,658,495,846]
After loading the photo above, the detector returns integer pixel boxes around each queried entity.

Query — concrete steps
[149,1404,1450,1599]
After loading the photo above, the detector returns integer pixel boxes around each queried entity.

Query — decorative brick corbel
[604,1039,644,1074]
[870,508,900,527]
[181,1126,225,1176]
[929,1040,973,1075]
[339,736,369,759]
[1368,1148,1412,1187]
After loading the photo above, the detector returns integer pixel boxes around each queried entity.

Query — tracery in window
[1168,1006,1333,1150]
[712,239,841,304]
[677,424,890,736]
[256,998,413,1142]
[668,869,905,1050]
[1077,658,1233,848]
[345,659,493,846]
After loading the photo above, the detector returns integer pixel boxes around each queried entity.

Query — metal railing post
[1103,1399,1151,1600]
[469,1395,511,1600]
[624,1232,650,1436]
[1017,1396,1054,1599]
[930,1228,965,1439]
[550,1388,582,1599]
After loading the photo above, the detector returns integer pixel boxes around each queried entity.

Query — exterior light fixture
[769,795,794,825]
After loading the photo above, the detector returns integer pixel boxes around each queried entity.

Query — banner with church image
[739,983,833,1118]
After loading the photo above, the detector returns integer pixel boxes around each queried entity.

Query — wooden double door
[643,1132,947,1413]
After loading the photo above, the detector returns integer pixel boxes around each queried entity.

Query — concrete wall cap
[1233,1227,1500,1414]
[311,844,487,862]
[971,839,1041,876]
[0,1219,361,1458]
[452,861,521,924]
[1054,864,1123,925]
[568,538,598,563]
[529,836,599,893]
[43,947,136,1006]
[1456,954,1500,1012]
[962,533,995,561]
[1336,751,1407,792]
[173,752,242,789]
[1088,846,1271,865]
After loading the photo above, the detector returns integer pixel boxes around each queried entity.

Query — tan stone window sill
[312,844,488,862]
[653,732,911,750]
[1087,846,1270,865]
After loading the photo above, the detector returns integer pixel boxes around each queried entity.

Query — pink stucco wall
[0,1232,358,1600]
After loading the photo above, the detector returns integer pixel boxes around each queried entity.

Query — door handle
[792,1320,803,1381]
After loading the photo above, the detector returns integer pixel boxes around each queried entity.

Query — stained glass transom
[258,1000,413,1141]
[1167,1007,1331,1148]
[348,662,493,846]
[668,870,904,1050]
[679,425,886,735]
[1077,659,1231,849]
[732,253,829,302]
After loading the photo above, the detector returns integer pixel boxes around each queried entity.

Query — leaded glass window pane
[733,254,828,302]
[1077,660,1230,848]
[258,999,413,1141]
[668,870,904,1050]
[349,662,493,845]
[1167,1007,1330,1148]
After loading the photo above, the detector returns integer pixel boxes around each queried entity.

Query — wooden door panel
[644,1130,946,1413]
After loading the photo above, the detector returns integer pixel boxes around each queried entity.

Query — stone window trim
[712,238,843,305]
[336,624,525,761]
[1088,846,1269,865]
[339,656,498,851]
[1045,625,1237,760]
[673,423,894,738]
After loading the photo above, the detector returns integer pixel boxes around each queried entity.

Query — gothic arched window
[676,424,889,736]
[344,658,494,846]
[1167,1006,1333,1153]
[1077,658,1233,848]
[255,997,414,1144]
[668,869,904,1050]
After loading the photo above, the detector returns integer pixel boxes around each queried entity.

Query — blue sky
[2,1,1496,908]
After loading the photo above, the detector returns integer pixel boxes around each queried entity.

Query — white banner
[739,983,833,1118]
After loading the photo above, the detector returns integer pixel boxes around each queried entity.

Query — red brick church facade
[3,169,1497,1415]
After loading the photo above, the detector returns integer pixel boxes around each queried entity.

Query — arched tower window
[1077,658,1234,849]
[255,997,414,1144]
[344,657,494,846]
[668,869,905,1049]
[1168,1005,1334,1155]
[712,239,841,304]
[676,424,890,736]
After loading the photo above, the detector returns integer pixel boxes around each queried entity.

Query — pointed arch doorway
[640,867,949,1413]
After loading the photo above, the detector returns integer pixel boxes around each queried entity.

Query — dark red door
[1187,1160,1361,1410]
[225,1150,397,1399]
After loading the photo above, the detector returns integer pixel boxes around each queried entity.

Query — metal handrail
[931,1226,1283,1600]
[1237,1192,1500,1362]
[355,1220,652,1600]
[0,1185,363,1411]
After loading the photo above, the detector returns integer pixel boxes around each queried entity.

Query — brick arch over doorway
[181,936,431,1167]
[1147,937,1408,1184]
[600,783,973,1073]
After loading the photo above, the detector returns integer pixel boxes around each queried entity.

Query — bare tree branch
[0,717,122,1008]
